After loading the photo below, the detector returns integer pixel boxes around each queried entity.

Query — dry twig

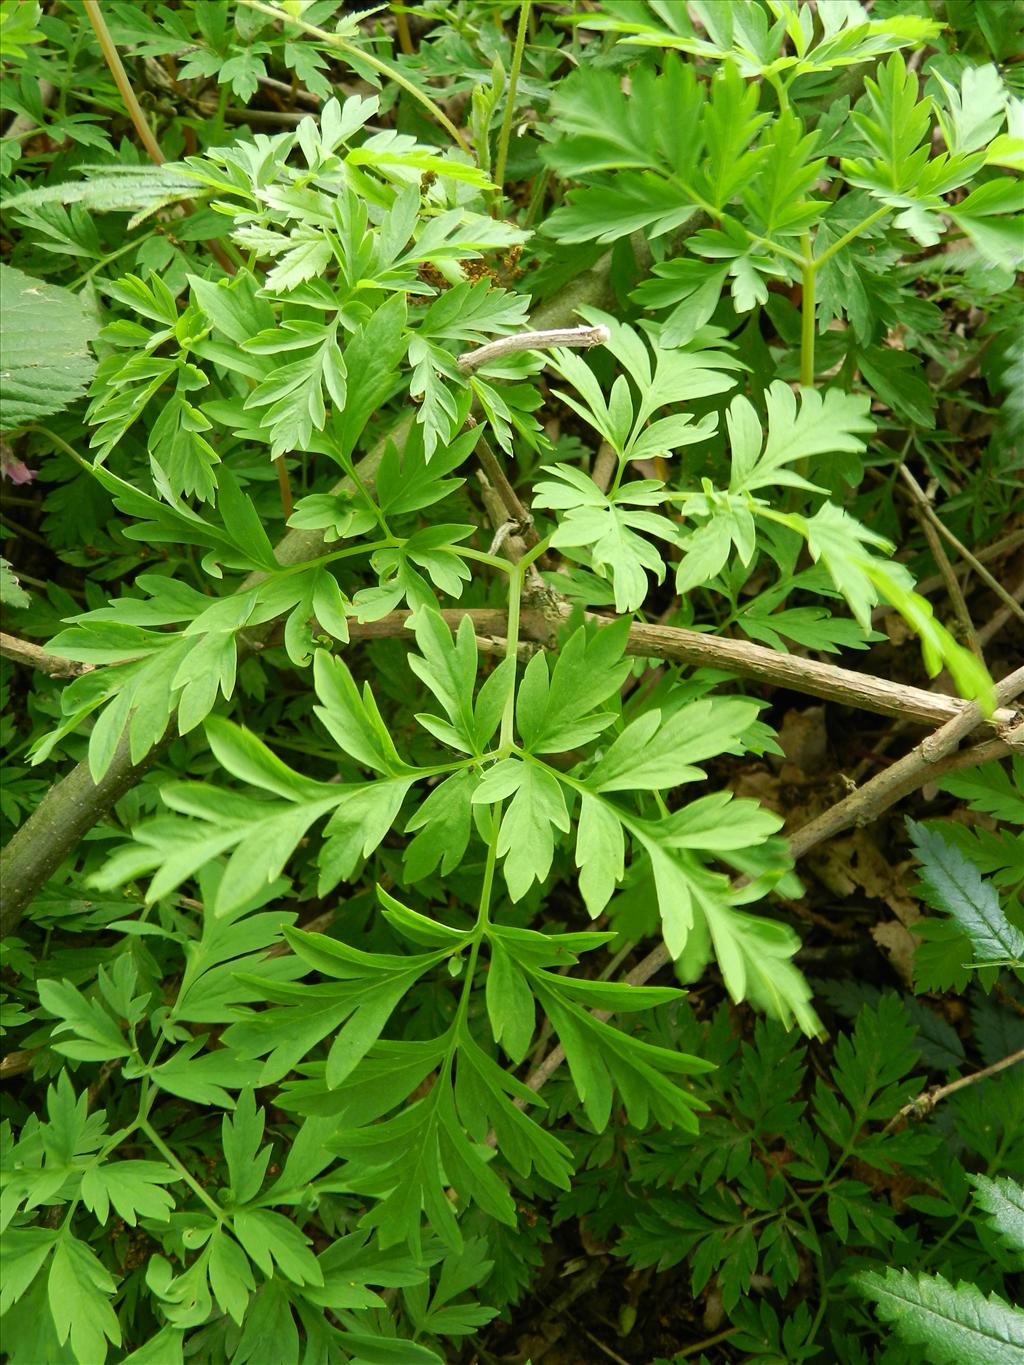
[898,464,1024,626]
[885,1047,1024,1130]
[456,324,610,373]
[0,633,93,678]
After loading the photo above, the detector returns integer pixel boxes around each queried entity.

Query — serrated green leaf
[454,1028,573,1188]
[36,978,130,1062]
[151,1039,262,1107]
[207,1228,254,1326]
[408,610,480,754]
[485,941,536,1064]
[939,757,1024,826]
[234,1208,323,1286]
[205,716,334,802]
[221,1088,272,1207]
[319,777,415,894]
[933,63,1009,157]
[909,820,1024,966]
[574,792,625,917]
[0,556,30,609]
[970,1175,1024,1265]
[587,697,761,792]
[404,769,476,882]
[729,383,875,494]
[0,265,98,431]
[0,1227,58,1315]
[313,650,410,775]
[856,1267,1024,1365]
[1,164,195,217]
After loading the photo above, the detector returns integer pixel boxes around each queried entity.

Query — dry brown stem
[885,1047,1024,1130]
[347,608,1019,732]
[456,324,610,373]
[0,632,93,678]
[898,465,1024,626]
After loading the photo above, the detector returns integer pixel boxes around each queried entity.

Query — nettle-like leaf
[855,1268,1024,1365]
[0,556,31,610]
[970,1175,1024,1266]
[908,820,1024,973]
[939,755,1024,828]
[0,164,198,219]
[0,264,98,432]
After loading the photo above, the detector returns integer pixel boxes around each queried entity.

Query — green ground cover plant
[0,2,1022,1362]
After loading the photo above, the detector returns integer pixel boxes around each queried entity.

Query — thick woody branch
[347,608,1018,733]
[0,632,93,678]
[599,614,1018,732]
[790,666,1024,857]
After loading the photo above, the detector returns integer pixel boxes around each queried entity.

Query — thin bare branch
[901,473,983,661]
[467,419,538,550]
[899,464,1024,626]
[456,324,610,373]
[978,571,1024,649]
[342,607,1020,731]
[885,1048,1024,1130]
